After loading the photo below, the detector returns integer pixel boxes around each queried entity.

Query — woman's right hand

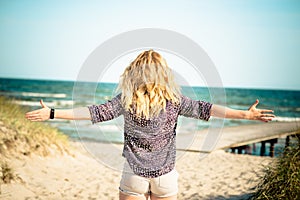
[25,99,51,122]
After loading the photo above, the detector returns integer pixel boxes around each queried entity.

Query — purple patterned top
[88,94,212,178]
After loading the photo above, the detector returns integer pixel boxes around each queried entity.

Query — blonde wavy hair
[117,50,181,119]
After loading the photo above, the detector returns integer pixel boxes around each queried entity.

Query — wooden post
[260,141,266,156]
[285,135,290,147]
[231,147,235,154]
[252,143,256,155]
[237,146,243,154]
[269,139,278,157]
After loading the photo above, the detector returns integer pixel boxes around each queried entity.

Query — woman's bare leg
[119,191,149,200]
[150,194,177,200]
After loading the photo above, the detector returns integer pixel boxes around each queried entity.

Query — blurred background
[0,0,299,148]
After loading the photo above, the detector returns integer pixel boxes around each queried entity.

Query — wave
[272,116,300,122]
[0,91,67,98]
[21,92,67,98]
[13,100,74,107]
[99,125,122,132]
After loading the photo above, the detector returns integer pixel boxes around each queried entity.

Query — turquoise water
[1,78,299,144]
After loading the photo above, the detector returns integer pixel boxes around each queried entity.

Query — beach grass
[0,96,69,185]
[250,131,300,199]
[0,96,69,155]
[0,162,14,184]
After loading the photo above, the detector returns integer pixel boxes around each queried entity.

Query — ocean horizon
[1,76,299,91]
[1,77,299,157]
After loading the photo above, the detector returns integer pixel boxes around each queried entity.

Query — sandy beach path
[1,142,121,200]
[176,150,272,200]
[1,140,273,200]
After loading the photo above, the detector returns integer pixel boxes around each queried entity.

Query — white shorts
[119,162,179,198]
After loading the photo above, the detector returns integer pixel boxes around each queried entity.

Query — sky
[0,0,299,90]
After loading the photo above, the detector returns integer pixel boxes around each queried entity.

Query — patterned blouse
[88,94,212,178]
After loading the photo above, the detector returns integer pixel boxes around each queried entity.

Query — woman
[26,50,275,200]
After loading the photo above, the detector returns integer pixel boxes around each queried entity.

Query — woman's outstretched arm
[211,99,275,122]
[25,100,91,122]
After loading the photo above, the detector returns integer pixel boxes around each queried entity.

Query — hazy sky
[0,0,299,90]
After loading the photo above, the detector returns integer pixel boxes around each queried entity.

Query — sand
[0,140,273,200]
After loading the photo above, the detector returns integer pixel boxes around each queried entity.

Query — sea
[1,78,299,156]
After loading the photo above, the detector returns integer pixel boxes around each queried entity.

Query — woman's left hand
[248,99,275,122]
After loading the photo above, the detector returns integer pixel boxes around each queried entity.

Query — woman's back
[88,93,212,178]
